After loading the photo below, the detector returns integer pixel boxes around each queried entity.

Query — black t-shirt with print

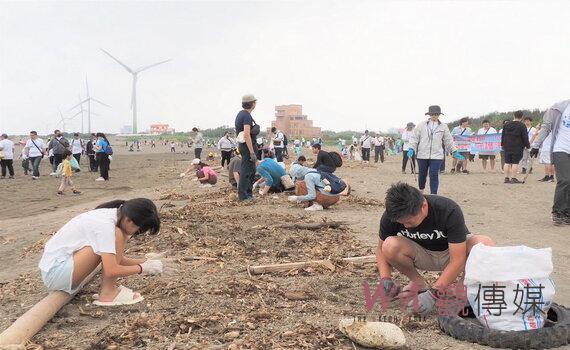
[379,195,469,251]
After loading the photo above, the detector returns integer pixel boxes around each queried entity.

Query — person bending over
[376,182,494,316]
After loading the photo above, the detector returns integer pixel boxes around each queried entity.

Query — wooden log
[275,221,346,231]
[247,255,376,275]
[0,267,100,346]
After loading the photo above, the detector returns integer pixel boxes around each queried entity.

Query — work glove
[407,289,438,316]
[407,149,414,158]
[179,172,186,178]
[382,278,401,298]
[452,151,465,161]
[144,252,179,276]
[288,195,299,203]
[530,148,539,158]
[249,152,258,162]
[140,259,163,275]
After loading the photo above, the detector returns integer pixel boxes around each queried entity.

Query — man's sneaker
[510,178,522,184]
[552,213,565,226]
[450,169,455,174]
[538,176,549,182]
[504,177,511,184]
[521,168,527,174]
[0,176,4,179]
[548,176,555,183]
[305,203,324,211]
[95,177,105,181]
[462,170,469,174]
[32,176,39,180]
[529,167,533,174]
[8,176,14,179]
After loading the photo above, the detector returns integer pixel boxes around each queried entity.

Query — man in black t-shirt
[235,94,259,200]
[501,110,530,184]
[311,143,336,173]
[376,182,494,316]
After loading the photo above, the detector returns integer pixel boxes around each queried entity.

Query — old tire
[438,303,570,349]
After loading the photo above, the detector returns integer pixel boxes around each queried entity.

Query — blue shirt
[95,139,109,153]
[235,110,253,134]
[256,158,286,187]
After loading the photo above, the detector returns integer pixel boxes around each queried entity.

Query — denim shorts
[41,256,79,294]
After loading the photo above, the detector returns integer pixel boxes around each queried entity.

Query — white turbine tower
[100,48,171,134]
[70,77,110,134]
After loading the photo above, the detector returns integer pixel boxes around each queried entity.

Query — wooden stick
[274,221,346,231]
[0,267,100,346]
[247,255,375,275]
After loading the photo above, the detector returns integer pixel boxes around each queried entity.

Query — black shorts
[479,154,496,160]
[504,151,523,164]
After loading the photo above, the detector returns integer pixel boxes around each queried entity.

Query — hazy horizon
[1,1,569,135]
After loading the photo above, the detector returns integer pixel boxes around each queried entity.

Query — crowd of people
[0,131,115,195]
[25,94,568,318]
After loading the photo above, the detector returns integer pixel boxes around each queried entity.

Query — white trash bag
[464,243,555,331]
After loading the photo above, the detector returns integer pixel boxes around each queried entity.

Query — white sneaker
[95,177,105,181]
[32,176,39,180]
[305,203,324,211]
[201,184,213,188]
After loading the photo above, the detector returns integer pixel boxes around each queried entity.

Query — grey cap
[425,105,444,116]
[242,94,257,103]
[406,122,415,128]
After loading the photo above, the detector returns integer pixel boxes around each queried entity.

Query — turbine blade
[85,77,90,97]
[68,99,89,111]
[100,48,134,73]
[90,97,111,108]
[71,110,83,118]
[136,59,171,73]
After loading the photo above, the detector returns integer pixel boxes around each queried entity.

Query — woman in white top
[39,198,164,306]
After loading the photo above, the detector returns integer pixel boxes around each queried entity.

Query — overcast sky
[1,0,569,135]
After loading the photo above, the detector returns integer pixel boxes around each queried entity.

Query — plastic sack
[464,244,555,331]
[69,157,80,171]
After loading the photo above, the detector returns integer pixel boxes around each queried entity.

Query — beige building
[269,104,321,138]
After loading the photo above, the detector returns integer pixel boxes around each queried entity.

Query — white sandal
[93,286,144,306]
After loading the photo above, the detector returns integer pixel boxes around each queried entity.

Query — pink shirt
[201,166,217,177]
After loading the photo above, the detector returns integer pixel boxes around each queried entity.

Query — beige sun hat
[242,94,257,103]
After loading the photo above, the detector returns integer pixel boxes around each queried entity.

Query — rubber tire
[438,303,570,349]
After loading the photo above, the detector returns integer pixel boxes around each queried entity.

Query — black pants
[238,143,257,200]
[97,153,110,180]
[53,154,64,172]
[194,148,202,159]
[221,150,232,167]
[402,151,417,172]
[73,153,81,165]
[1,159,14,177]
[362,148,371,161]
[88,154,98,172]
[552,152,570,216]
[374,146,385,163]
[275,147,284,162]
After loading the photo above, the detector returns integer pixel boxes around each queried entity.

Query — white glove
[288,195,299,203]
[140,259,163,275]
[259,188,264,195]
[144,252,179,276]
[179,172,186,178]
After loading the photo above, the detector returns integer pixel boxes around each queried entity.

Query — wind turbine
[69,77,110,134]
[58,108,69,132]
[100,48,171,134]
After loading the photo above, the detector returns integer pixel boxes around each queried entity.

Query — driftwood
[247,255,376,275]
[0,267,100,346]
[274,221,346,231]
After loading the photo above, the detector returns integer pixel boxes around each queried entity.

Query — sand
[0,143,568,349]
